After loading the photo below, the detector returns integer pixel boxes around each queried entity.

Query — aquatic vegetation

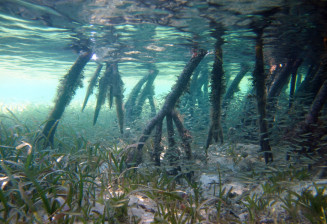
[293,185,327,224]
[1,111,327,223]
[243,193,274,224]
[0,121,128,223]
[280,185,327,224]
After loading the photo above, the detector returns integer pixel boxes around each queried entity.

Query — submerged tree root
[206,26,225,151]
[82,63,103,112]
[36,50,92,147]
[126,49,207,167]
[252,25,273,164]
[92,62,125,134]
[125,65,159,125]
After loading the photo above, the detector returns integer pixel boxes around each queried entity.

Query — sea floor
[122,143,326,224]
[0,107,326,223]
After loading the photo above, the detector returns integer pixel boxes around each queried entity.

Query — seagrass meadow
[1,0,327,223]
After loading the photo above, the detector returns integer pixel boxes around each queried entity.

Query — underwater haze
[0,0,327,223]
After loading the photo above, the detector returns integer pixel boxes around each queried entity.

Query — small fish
[16,141,32,155]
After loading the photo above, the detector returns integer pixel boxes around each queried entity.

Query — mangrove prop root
[93,63,112,125]
[185,69,201,117]
[112,62,124,134]
[171,111,192,161]
[268,59,302,100]
[82,63,103,111]
[115,96,124,134]
[223,62,250,107]
[196,68,210,112]
[148,95,156,117]
[153,121,163,166]
[295,70,302,91]
[125,75,148,122]
[289,66,298,109]
[134,69,159,118]
[164,113,181,175]
[253,29,273,164]
[287,80,327,159]
[305,80,327,125]
[108,85,114,109]
[166,113,176,148]
[294,64,319,101]
[206,36,225,149]
[133,49,207,165]
[267,59,302,126]
[165,113,181,175]
[306,52,327,99]
[37,51,92,146]
[289,63,319,117]
[291,53,326,119]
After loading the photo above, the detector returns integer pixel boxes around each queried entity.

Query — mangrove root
[111,62,124,134]
[134,68,159,119]
[171,110,192,161]
[125,75,148,122]
[82,63,103,112]
[125,65,158,124]
[305,80,327,126]
[289,65,298,109]
[253,27,273,164]
[206,28,225,150]
[223,62,251,108]
[93,63,112,125]
[127,49,207,166]
[153,120,163,166]
[92,62,124,134]
[36,50,92,147]
[267,58,302,126]
[164,112,180,175]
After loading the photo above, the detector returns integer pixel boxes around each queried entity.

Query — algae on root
[37,50,92,147]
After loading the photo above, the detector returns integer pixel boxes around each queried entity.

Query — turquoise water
[0,0,325,148]
[0,0,325,138]
[1,1,327,223]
